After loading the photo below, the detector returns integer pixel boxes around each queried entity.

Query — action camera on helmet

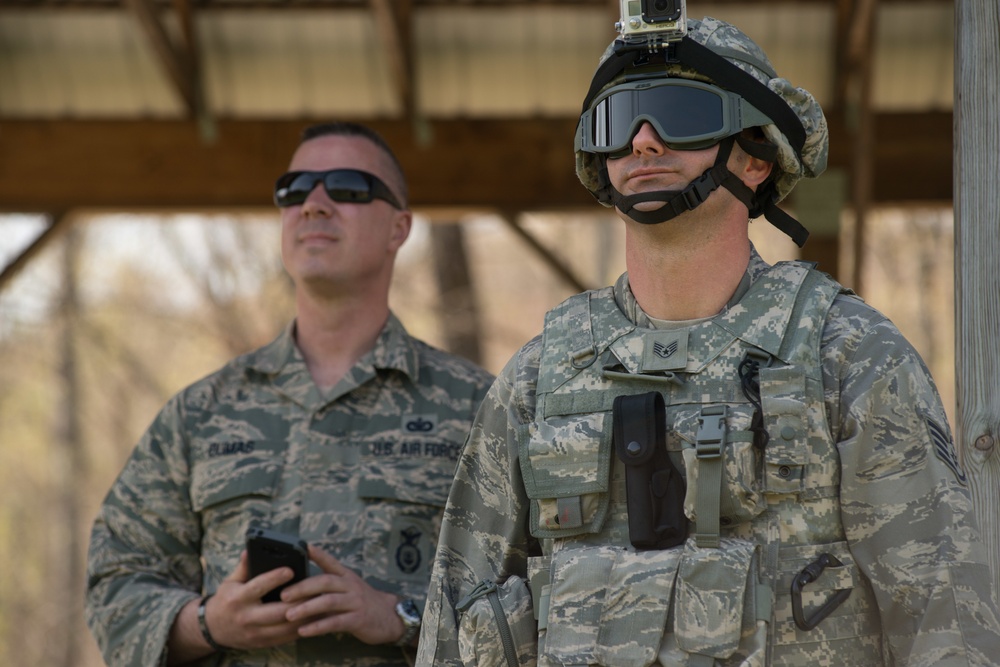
[616,0,688,44]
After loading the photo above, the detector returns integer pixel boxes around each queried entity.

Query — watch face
[397,598,421,625]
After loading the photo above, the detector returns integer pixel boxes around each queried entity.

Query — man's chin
[629,200,670,213]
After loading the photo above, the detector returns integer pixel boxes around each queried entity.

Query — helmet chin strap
[596,135,812,246]
[602,136,756,225]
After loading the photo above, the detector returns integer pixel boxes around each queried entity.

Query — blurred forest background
[0,205,953,666]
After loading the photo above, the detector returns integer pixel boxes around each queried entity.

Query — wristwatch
[394,598,422,647]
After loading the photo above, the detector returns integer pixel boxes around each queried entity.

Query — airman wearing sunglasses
[85,122,494,667]
[419,15,1000,667]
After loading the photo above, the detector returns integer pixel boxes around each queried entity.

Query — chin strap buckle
[681,165,726,210]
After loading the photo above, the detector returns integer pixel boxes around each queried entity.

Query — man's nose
[630,121,667,155]
[302,182,333,215]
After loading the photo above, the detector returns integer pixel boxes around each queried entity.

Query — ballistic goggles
[576,78,774,155]
[274,169,403,209]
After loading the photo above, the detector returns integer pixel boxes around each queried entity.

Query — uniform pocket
[457,576,537,667]
[191,454,283,584]
[542,545,682,667]
[358,441,457,591]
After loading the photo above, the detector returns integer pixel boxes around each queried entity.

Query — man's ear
[740,153,774,190]
[387,210,412,252]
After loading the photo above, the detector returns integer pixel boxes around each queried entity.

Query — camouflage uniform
[86,315,494,667]
[418,248,1000,667]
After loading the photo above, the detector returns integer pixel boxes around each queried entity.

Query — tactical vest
[518,262,884,667]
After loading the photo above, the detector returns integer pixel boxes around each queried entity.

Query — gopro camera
[617,0,687,45]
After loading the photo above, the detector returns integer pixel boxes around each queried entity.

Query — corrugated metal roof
[0,2,953,117]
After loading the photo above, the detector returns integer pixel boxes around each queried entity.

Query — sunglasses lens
[274,172,320,207]
[322,170,374,203]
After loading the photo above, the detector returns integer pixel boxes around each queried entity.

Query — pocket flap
[191,455,282,511]
[543,546,682,667]
[675,537,757,659]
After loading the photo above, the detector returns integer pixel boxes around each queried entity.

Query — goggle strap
[674,37,806,157]
[735,135,779,163]
[580,41,660,115]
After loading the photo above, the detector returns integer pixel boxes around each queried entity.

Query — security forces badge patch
[389,521,431,580]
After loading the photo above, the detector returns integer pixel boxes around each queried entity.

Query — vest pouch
[457,576,537,667]
[519,410,614,539]
[758,366,809,497]
[541,544,682,667]
[675,537,761,661]
[771,541,883,665]
[677,405,765,528]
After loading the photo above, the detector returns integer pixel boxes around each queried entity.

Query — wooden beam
[844,0,878,293]
[123,0,214,137]
[0,0,951,10]
[0,212,75,287]
[123,0,198,113]
[0,114,952,212]
[370,0,415,119]
[0,118,592,211]
[954,0,1000,606]
[499,212,593,293]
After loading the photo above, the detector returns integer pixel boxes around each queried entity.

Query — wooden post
[954,0,1000,603]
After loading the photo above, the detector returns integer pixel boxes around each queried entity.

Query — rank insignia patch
[926,417,967,485]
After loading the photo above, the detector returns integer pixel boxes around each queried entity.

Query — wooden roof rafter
[369,0,415,119]
[124,0,216,140]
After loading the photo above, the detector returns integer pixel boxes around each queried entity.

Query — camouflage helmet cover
[576,16,829,207]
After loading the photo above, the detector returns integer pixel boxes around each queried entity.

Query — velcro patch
[402,413,437,434]
[641,331,689,372]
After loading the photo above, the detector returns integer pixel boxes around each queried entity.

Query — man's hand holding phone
[193,528,410,654]
[245,527,309,603]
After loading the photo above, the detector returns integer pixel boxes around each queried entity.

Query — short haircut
[300,122,409,207]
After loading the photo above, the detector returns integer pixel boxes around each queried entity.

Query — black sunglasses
[273,169,403,209]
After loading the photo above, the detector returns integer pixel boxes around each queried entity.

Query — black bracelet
[197,594,226,652]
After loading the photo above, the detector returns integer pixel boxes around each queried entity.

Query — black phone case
[245,527,309,603]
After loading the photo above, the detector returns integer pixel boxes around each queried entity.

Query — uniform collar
[245,313,419,383]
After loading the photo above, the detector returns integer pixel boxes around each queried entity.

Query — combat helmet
[574,16,828,246]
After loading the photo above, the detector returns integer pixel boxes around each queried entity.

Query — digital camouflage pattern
[85,314,493,667]
[418,248,1000,666]
[575,16,829,205]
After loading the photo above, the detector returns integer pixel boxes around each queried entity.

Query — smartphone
[245,527,309,603]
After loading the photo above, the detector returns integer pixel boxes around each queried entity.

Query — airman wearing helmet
[417,14,1000,667]
[576,16,828,246]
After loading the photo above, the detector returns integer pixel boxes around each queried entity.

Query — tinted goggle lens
[273,169,402,209]
[579,80,770,153]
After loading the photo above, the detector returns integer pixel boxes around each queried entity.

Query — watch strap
[394,598,421,647]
